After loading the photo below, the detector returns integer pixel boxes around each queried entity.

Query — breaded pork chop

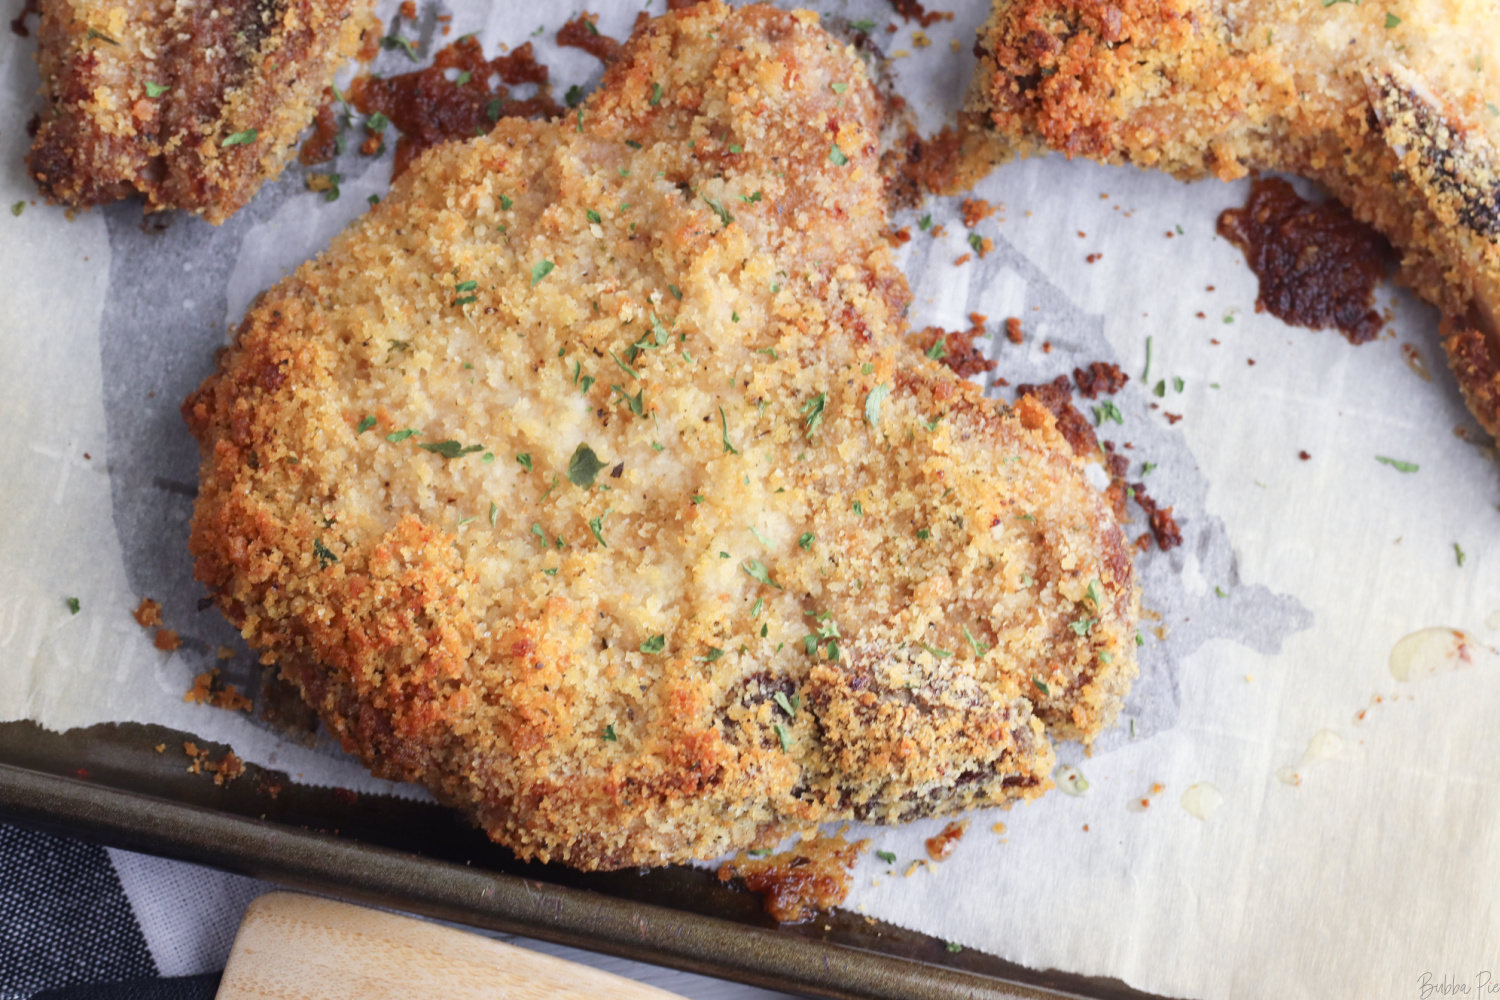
[970,0,1500,440]
[27,0,374,223]
[183,2,1139,870]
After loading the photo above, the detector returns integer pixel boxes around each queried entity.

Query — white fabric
[105,850,802,999]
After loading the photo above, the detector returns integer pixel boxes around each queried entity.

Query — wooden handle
[216,891,686,999]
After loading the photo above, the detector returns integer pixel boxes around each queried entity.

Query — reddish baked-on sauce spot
[351,37,561,176]
[925,820,967,861]
[299,91,341,165]
[717,833,870,923]
[1217,178,1393,345]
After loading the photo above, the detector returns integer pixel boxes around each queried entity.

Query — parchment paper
[3,1,1499,997]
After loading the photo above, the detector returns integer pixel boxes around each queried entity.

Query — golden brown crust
[971,0,1500,439]
[184,2,1139,870]
[27,0,376,223]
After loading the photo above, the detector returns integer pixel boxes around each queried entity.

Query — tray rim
[0,757,1102,1000]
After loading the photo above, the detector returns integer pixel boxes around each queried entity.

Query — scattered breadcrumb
[153,629,181,652]
[132,598,163,628]
[960,198,996,228]
[185,668,254,712]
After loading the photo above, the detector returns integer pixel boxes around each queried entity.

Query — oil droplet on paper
[1388,627,1497,682]
[1276,728,1343,786]
[1180,783,1224,820]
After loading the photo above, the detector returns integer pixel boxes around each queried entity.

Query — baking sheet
[2,0,1499,997]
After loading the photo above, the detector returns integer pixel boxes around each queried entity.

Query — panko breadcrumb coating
[184,2,1139,870]
[27,0,375,222]
[970,0,1500,440]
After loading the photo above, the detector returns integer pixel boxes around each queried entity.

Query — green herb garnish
[419,440,485,459]
[640,634,665,654]
[356,416,376,435]
[221,129,258,147]
[742,559,782,590]
[567,443,609,487]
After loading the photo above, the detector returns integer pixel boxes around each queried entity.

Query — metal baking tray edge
[0,720,1161,1000]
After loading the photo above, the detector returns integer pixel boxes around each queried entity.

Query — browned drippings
[1217,178,1393,345]
[925,820,967,861]
[888,0,953,27]
[299,91,341,165]
[557,12,624,64]
[911,314,998,379]
[350,37,560,177]
[717,832,870,923]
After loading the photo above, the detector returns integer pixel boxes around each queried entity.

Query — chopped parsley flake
[1376,455,1419,473]
[1069,617,1096,636]
[457,70,473,86]
[313,539,338,569]
[850,18,876,31]
[877,850,897,864]
[65,597,80,615]
[489,502,499,528]
[516,453,533,471]
[649,83,663,106]
[691,494,705,505]
[828,143,848,166]
[499,194,513,210]
[668,284,682,300]
[946,943,964,954]
[798,532,815,550]
[963,625,989,657]
[801,392,827,438]
[750,526,772,547]
[720,407,739,454]
[380,34,418,60]
[612,384,645,416]
[1172,376,1185,393]
[530,523,547,546]
[702,647,724,662]
[566,84,585,108]
[773,723,792,752]
[742,559,782,590]
[603,724,617,742]
[967,232,984,254]
[1143,335,1153,382]
[585,208,601,225]
[640,634,665,654]
[145,81,170,97]
[916,528,931,540]
[920,644,953,659]
[588,508,612,546]
[1153,380,1166,398]
[419,440,485,459]
[702,194,734,228]
[751,596,764,618]
[611,350,640,379]
[728,144,742,154]
[10,201,24,217]
[852,500,864,517]
[831,82,848,94]
[1032,675,1050,696]
[925,339,947,361]
[1215,586,1229,598]
[530,260,555,287]
[1093,400,1124,425]
[356,415,376,435]
[738,191,763,204]
[1086,579,1103,608]
[918,214,933,231]
[773,692,799,717]
[221,129,258,147]
[567,443,609,487]
[1141,461,1158,475]
[1455,543,1467,567]
[385,428,418,443]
